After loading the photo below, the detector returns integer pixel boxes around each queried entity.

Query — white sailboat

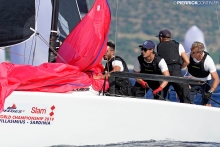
[184,25,207,53]
[0,0,220,147]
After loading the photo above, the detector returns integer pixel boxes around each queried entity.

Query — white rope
[75,0,82,20]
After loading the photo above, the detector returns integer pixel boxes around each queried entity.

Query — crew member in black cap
[133,40,170,99]
[156,29,191,103]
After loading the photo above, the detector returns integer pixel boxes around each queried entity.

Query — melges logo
[3,104,24,113]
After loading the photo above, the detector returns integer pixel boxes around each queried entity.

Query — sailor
[187,41,219,106]
[133,40,170,100]
[95,41,132,96]
[156,29,191,103]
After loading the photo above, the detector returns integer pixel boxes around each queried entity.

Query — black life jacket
[137,53,162,75]
[104,56,131,90]
[187,51,210,78]
[157,40,183,71]
[104,56,129,72]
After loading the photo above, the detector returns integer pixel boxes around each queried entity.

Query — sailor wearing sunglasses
[187,41,219,106]
[133,40,170,99]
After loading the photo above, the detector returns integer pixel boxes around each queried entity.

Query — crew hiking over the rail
[133,40,170,100]
[94,41,132,96]
[156,29,191,103]
[187,41,220,106]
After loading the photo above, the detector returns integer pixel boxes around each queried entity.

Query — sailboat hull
[1,91,220,147]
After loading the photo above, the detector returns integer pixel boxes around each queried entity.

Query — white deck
[1,90,220,147]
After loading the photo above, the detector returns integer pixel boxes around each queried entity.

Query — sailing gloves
[140,80,148,89]
[204,90,212,100]
[153,87,163,95]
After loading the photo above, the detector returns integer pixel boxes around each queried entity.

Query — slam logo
[3,104,24,113]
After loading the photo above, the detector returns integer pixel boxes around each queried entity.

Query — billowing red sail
[56,0,111,71]
[0,62,109,112]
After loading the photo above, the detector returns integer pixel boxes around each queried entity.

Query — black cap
[156,29,171,38]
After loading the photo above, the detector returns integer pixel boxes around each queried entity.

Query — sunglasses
[191,51,199,54]
[141,48,149,52]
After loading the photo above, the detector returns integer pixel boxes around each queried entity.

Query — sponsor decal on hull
[1,104,55,125]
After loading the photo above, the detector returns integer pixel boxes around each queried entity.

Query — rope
[28,0,40,65]
[114,0,119,56]
[1,48,44,63]
[75,0,82,20]
[36,32,67,64]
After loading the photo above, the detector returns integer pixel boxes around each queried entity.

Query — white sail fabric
[10,0,52,65]
[184,25,207,53]
[0,48,5,63]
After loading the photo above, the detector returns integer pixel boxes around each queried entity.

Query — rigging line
[114,0,119,56]
[34,0,40,33]
[36,32,67,64]
[27,0,41,65]
[147,85,167,101]
[29,27,67,64]
[183,68,188,77]
[190,87,220,105]
[1,48,45,63]
[23,42,26,64]
[214,0,220,32]
[31,34,38,65]
[75,0,82,20]
[28,35,35,65]
[105,0,119,74]
[111,0,119,72]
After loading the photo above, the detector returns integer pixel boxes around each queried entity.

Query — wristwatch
[208,90,213,94]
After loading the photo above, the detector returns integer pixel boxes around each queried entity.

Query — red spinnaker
[56,0,111,71]
[0,62,109,112]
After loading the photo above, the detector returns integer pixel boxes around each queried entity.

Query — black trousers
[133,80,164,100]
[107,76,132,96]
[162,70,191,103]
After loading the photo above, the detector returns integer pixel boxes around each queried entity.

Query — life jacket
[157,40,183,71]
[137,53,162,75]
[104,56,132,95]
[187,51,210,78]
[104,56,129,72]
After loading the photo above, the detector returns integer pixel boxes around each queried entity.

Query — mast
[48,0,60,62]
